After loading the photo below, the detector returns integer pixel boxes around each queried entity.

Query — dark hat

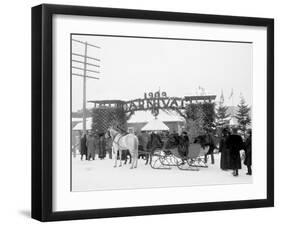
[231,127,238,133]
[222,127,230,134]
[222,127,228,132]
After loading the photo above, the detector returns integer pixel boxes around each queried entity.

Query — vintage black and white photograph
[30,4,274,221]
[71,34,253,192]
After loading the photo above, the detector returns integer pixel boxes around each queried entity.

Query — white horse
[106,127,139,169]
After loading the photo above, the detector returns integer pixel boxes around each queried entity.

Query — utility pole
[71,39,101,135]
[82,42,88,134]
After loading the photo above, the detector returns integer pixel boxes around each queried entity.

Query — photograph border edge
[31,3,274,222]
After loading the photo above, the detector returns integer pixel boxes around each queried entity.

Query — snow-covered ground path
[72,154,252,191]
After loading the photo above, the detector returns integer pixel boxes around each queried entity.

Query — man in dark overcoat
[138,131,150,160]
[226,127,244,176]
[99,133,106,159]
[180,131,190,157]
[219,128,231,170]
[244,129,252,175]
[204,129,216,164]
[80,133,88,160]
[148,132,163,150]
[86,132,96,160]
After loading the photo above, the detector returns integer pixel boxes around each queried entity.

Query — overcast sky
[71,34,252,112]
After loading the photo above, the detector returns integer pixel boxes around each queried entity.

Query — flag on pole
[202,87,206,95]
[239,92,243,99]
[228,88,234,99]
[220,90,224,103]
[198,86,205,95]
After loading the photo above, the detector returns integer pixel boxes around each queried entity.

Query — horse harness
[111,132,128,150]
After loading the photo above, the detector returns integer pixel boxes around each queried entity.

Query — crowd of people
[168,127,252,177]
[79,132,112,161]
[219,127,252,176]
[77,126,252,177]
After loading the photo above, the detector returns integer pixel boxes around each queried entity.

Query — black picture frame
[32,4,274,222]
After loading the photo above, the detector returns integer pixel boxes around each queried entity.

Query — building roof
[72,118,92,130]
[141,118,170,131]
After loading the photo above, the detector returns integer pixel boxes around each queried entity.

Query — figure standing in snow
[204,129,216,164]
[99,133,106,159]
[86,132,96,160]
[226,127,244,176]
[219,128,231,170]
[244,129,252,175]
[80,133,88,160]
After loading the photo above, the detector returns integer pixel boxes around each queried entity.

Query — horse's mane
[147,133,163,149]
[194,135,209,148]
[164,135,180,149]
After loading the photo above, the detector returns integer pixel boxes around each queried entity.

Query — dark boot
[204,154,208,163]
[232,169,239,176]
[246,166,252,175]
[211,153,215,164]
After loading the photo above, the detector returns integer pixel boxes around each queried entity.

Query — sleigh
[149,143,209,170]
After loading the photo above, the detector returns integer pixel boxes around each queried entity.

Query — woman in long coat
[219,128,231,170]
[86,133,96,160]
[80,133,87,160]
[226,128,244,176]
[98,133,106,159]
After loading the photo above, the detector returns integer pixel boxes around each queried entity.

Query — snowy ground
[71,153,252,192]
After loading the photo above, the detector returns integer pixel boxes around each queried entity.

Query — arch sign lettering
[89,91,216,117]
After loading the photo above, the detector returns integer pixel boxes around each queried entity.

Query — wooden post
[71,39,100,135]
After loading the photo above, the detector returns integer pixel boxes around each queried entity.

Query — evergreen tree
[216,104,230,127]
[202,102,216,129]
[180,103,215,141]
[235,96,251,136]
[185,105,205,141]
[216,91,230,128]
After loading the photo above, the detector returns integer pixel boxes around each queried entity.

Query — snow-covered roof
[141,118,169,131]
[73,118,92,130]
[128,110,184,124]
[229,117,237,126]
[72,117,91,122]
